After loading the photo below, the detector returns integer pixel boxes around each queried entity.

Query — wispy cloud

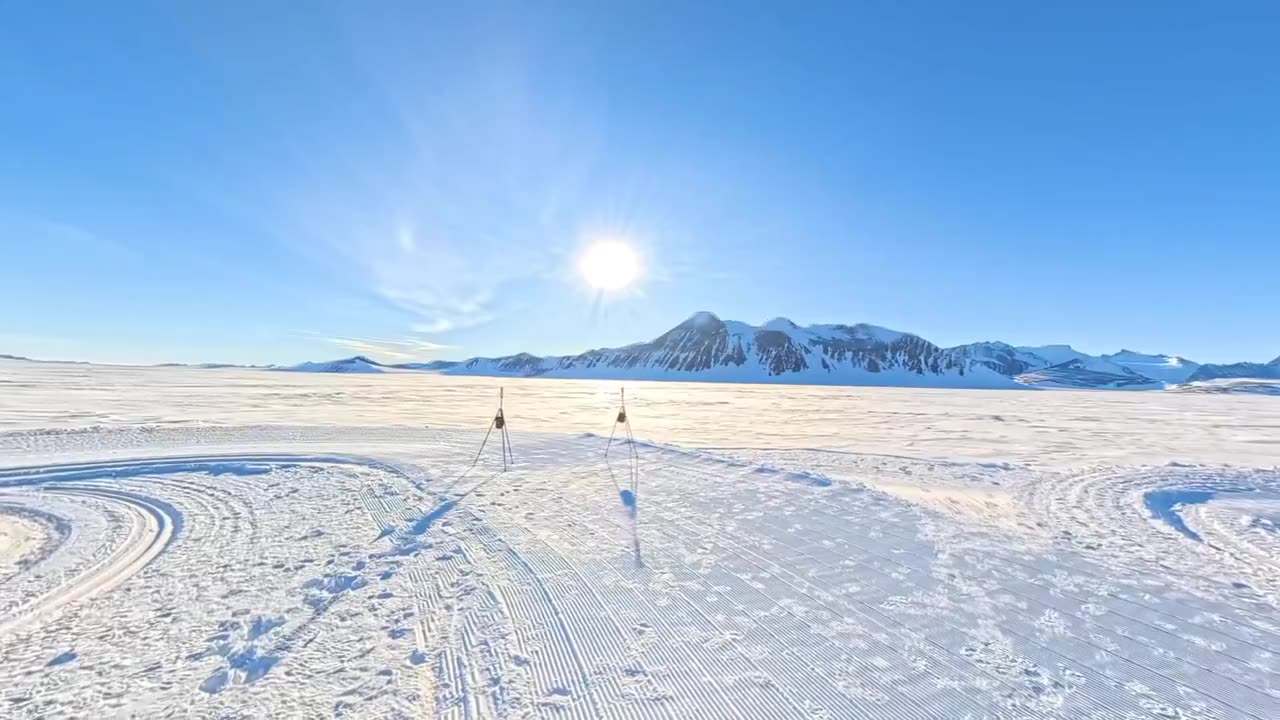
[278,202,554,340]
[325,335,455,361]
[266,74,588,343]
[0,209,141,261]
[411,318,461,334]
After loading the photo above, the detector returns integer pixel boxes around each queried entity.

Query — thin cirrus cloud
[375,281,498,336]
[410,318,455,334]
[281,199,538,341]
[325,335,454,361]
[268,69,589,345]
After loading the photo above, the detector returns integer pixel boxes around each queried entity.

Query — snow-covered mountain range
[272,356,457,374]
[7,312,1272,391]
[1186,356,1280,383]
[267,312,1273,391]
[281,356,388,374]
[1101,350,1202,384]
[442,312,1021,387]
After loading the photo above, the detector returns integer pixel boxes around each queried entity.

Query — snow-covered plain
[1,359,1278,718]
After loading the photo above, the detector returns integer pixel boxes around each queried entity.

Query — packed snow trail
[1,424,1277,718]
[0,485,175,637]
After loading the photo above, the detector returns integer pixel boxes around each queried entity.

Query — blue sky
[2,2,1277,365]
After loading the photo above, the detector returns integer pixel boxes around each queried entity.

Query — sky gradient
[2,2,1277,365]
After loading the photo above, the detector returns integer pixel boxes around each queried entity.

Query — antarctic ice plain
[1,360,1278,718]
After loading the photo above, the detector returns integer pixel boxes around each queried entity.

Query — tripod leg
[502,423,514,466]
[625,419,639,494]
[604,419,618,460]
[439,417,496,497]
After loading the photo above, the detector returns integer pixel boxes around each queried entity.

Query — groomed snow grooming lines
[606,388,643,566]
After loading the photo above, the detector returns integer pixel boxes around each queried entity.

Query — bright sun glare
[578,240,641,291]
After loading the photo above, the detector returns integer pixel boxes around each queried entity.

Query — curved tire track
[0,486,177,637]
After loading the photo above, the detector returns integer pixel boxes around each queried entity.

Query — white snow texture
[1,359,1279,718]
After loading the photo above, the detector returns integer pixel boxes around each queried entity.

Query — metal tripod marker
[438,387,515,501]
[493,387,514,471]
[478,386,514,474]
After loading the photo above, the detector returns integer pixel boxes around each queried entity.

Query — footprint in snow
[538,687,573,706]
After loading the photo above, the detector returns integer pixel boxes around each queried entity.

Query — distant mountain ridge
[282,355,387,374]
[1014,358,1163,389]
[6,313,1276,391]
[1187,356,1280,383]
[274,356,460,374]
[345,311,1263,390]
[441,312,1022,388]
[1099,350,1201,384]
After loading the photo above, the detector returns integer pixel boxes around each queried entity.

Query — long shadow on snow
[371,499,460,559]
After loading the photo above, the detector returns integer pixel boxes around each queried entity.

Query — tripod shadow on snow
[372,499,459,542]
[409,499,457,535]
[369,499,460,560]
[618,489,644,568]
[619,489,637,518]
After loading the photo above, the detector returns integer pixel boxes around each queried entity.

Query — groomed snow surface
[1,362,1279,718]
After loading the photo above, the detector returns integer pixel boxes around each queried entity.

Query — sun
[578,239,641,291]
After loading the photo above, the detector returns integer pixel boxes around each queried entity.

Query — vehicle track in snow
[0,452,428,717]
[536,438,1063,719]
[339,430,1280,719]
[0,485,177,638]
[3,425,1278,718]
[702,444,1280,717]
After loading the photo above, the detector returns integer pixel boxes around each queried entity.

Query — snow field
[1,422,1277,718]
[1,362,1279,718]
[3,361,1279,469]
[0,456,426,717]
